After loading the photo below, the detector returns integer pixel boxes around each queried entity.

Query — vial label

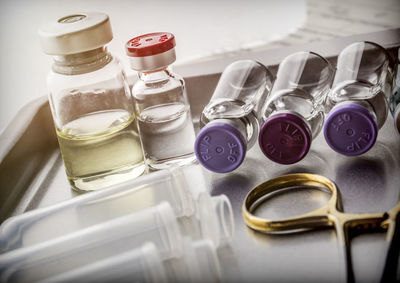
[346,131,372,152]
[200,135,213,161]
[260,114,311,164]
[227,142,238,163]
[271,121,307,162]
[324,105,378,156]
[280,122,304,142]
[331,113,351,132]
[199,135,238,163]
[264,143,284,160]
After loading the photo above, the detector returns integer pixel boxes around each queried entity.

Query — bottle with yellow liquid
[38,12,145,192]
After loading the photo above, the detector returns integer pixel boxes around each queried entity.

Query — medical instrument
[38,12,145,192]
[0,165,233,252]
[195,60,274,173]
[324,42,393,155]
[242,173,400,282]
[125,32,197,170]
[259,52,334,164]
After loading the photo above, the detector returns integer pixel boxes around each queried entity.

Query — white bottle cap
[38,12,113,55]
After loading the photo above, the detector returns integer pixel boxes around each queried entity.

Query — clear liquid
[200,99,259,149]
[202,98,253,119]
[137,103,196,170]
[264,93,324,138]
[329,81,388,129]
[57,110,145,192]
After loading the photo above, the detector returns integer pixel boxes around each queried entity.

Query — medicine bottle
[259,51,334,164]
[324,42,392,155]
[38,13,145,192]
[195,60,273,173]
[125,33,196,170]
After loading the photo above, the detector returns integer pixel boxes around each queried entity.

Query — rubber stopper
[324,103,378,156]
[259,112,312,164]
[195,122,246,173]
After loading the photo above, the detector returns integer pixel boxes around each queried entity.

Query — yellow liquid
[56,110,145,192]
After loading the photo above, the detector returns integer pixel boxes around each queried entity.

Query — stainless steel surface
[0,29,399,282]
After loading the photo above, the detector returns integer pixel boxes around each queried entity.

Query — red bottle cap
[126,32,176,57]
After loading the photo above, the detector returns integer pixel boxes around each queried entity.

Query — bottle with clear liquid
[259,51,334,164]
[389,49,400,134]
[125,33,196,170]
[38,13,145,192]
[324,42,393,155]
[195,60,274,173]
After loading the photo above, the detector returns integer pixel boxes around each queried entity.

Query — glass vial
[195,60,274,173]
[389,48,400,134]
[125,33,196,171]
[38,13,145,192]
[259,51,334,164]
[324,42,393,155]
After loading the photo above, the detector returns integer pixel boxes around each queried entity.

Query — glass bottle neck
[138,67,172,82]
[52,47,112,75]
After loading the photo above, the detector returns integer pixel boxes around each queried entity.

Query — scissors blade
[380,212,400,283]
[337,243,355,283]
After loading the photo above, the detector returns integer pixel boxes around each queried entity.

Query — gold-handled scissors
[242,173,400,283]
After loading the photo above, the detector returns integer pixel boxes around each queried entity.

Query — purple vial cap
[259,113,312,164]
[324,103,378,156]
[194,122,247,173]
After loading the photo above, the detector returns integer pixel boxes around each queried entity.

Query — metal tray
[1,29,399,282]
